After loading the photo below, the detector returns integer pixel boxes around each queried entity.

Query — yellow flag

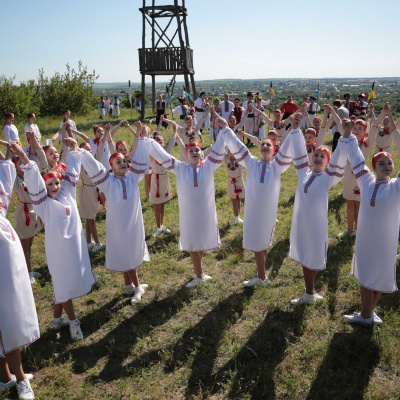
[368,90,376,100]
[270,88,276,96]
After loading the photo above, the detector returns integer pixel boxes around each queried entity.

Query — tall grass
[1,108,400,399]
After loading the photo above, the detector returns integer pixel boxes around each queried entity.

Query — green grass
[2,108,400,399]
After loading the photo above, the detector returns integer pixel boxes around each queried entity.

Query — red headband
[109,152,124,166]
[79,142,89,149]
[63,110,70,115]
[273,110,281,115]
[93,125,101,135]
[154,137,164,144]
[43,145,55,154]
[116,140,128,148]
[186,141,201,156]
[305,129,317,137]
[372,152,393,170]
[313,147,331,163]
[268,131,278,137]
[313,117,321,122]
[184,115,193,121]
[354,120,367,129]
[234,97,240,102]
[43,172,60,182]
[28,113,35,120]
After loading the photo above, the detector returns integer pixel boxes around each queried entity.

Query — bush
[0,75,41,118]
[38,61,98,116]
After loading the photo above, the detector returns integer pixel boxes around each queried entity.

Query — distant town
[94,78,400,114]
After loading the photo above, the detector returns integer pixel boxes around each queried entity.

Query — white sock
[69,318,79,325]
[53,317,63,323]
[125,284,134,289]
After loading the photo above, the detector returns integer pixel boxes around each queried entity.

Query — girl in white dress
[148,123,227,288]
[288,111,351,305]
[248,105,291,146]
[343,105,400,325]
[223,114,296,287]
[13,139,96,341]
[24,113,41,144]
[0,144,39,400]
[149,132,175,237]
[80,122,151,303]
[3,113,20,144]
[210,99,222,141]
[172,97,188,127]
[112,96,120,118]
[334,107,385,239]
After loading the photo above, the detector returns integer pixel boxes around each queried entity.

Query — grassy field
[1,108,400,400]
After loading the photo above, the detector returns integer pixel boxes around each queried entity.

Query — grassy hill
[1,109,400,399]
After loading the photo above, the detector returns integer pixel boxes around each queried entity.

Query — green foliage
[121,90,148,108]
[0,75,41,117]
[38,61,98,116]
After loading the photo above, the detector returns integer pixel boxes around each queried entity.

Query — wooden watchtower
[138,0,196,121]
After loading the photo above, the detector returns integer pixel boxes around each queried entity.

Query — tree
[38,61,98,116]
[0,75,41,118]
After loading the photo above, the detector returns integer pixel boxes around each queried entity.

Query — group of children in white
[1,91,400,399]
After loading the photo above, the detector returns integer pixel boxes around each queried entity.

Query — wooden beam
[152,75,156,112]
[141,73,145,121]
[190,74,197,99]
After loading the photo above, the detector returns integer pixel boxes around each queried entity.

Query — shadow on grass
[26,296,122,368]
[146,232,179,252]
[68,286,192,378]
[209,308,305,399]
[315,239,355,315]
[281,193,295,208]
[377,265,400,312]
[165,290,254,398]
[267,238,290,279]
[328,193,346,224]
[306,328,379,400]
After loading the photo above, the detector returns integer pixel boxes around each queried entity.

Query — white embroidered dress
[348,132,400,292]
[289,129,349,270]
[0,161,40,356]
[148,132,226,251]
[80,138,151,271]
[223,128,293,252]
[21,151,96,303]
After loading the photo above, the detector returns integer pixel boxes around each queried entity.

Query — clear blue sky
[2,0,400,84]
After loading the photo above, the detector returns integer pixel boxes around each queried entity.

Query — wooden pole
[141,73,145,121]
[152,75,156,112]
[141,0,146,121]
[190,74,197,99]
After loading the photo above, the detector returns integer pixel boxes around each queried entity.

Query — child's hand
[63,137,78,151]
[105,123,111,131]
[341,118,353,138]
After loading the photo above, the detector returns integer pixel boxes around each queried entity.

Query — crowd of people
[1,92,400,399]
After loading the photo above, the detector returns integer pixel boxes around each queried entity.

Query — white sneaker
[161,225,171,233]
[351,230,357,237]
[124,284,136,295]
[51,317,70,330]
[186,274,212,288]
[153,228,162,237]
[87,241,95,250]
[343,313,372,325]
[69,320,83,340]
[31,271,41,278]
[313,292,324,300]
[0,377,17,390]
[243,276,271,287]
[91,242,103,253]
[131,284,148,303]
[290,293,315,305]
[16,379,34,400]
[29,274,36,285]
[372,310,383,325]
[337,230,350,239]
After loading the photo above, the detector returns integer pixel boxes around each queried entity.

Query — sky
[2,0,400,85]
